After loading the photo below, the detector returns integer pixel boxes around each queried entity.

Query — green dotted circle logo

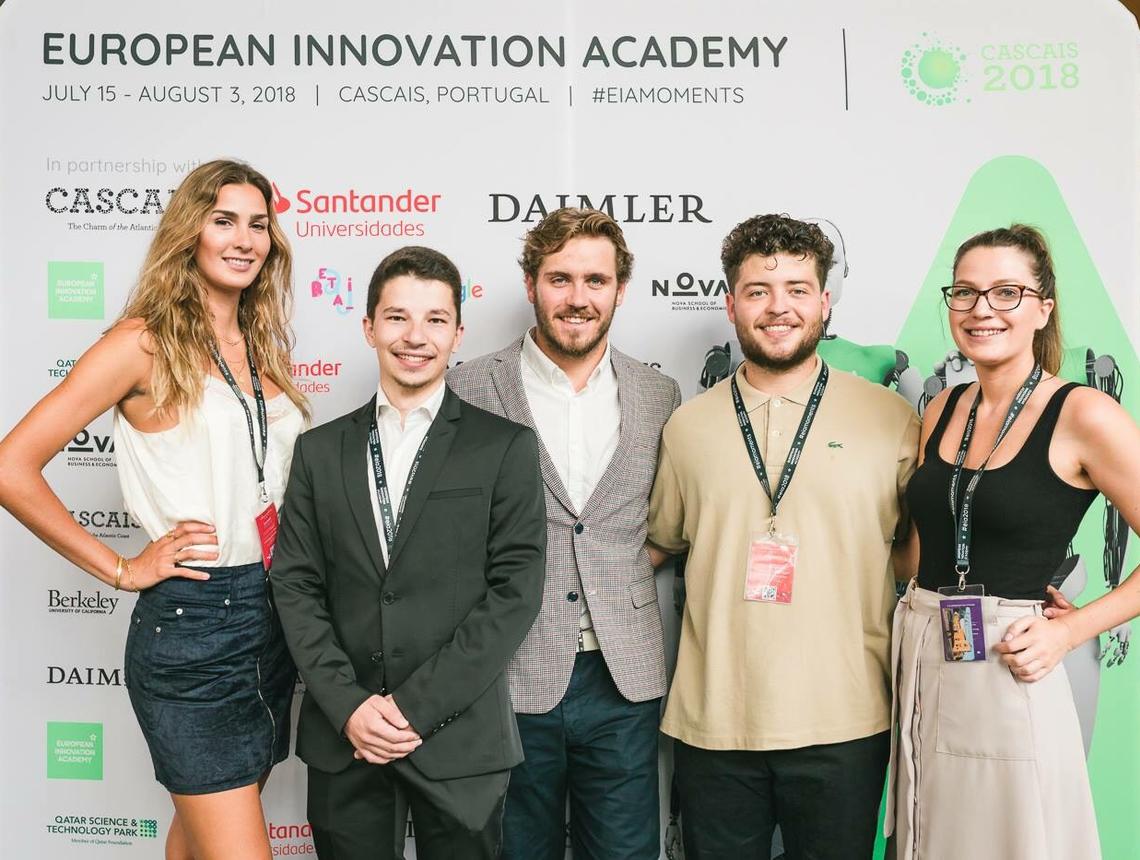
[901,34,968,106]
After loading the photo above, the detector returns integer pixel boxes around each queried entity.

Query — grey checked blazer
[448,337,681,713]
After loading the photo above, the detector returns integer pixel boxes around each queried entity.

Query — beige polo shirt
[649,359,920,751]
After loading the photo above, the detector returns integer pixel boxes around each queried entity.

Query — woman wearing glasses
[0,160,307,859]
[887,225,1140,859]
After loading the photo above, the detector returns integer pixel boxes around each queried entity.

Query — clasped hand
[995,586,1076,683]
[345,694,422,764]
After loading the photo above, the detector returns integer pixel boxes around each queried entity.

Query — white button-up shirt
[520,330,621,638]
[365,379,446,566]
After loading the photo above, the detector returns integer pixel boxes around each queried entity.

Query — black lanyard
[210,341,269,503]
[948,364,1042,589]
[368,412,431,552]
[730,361,829,529]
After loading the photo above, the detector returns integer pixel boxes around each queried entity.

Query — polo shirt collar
[734,355,823,411]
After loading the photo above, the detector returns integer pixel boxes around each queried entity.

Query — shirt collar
[521,327,613,391]
[375,378,446,424]
[734,356,823,411]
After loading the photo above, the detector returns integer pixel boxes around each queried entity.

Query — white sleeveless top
[113,375,305,567]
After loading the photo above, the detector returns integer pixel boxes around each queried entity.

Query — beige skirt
[885,581,1100,860]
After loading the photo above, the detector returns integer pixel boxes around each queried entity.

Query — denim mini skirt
[124,561,295,795]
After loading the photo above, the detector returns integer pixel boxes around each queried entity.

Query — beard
[736,314,825,372]
[533,296,617,359]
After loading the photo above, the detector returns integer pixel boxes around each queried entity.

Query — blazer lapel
[342,397,386,580]
[580,349,642,521]
[490,338,577,516]
[387,387,461,569]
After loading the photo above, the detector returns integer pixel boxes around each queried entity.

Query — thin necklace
[218,332,244,347]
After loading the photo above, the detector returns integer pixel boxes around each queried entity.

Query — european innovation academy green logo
[901,34,968,106]
[46,721,103,780]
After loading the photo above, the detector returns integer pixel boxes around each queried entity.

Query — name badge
[744,531,798,604]
[255,503,279,570]
[939,596,986,662]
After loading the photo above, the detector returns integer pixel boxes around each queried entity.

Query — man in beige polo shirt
[649,213,919,859]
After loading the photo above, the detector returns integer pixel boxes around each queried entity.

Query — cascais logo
[900,34,968,106]
[45,186,174,215]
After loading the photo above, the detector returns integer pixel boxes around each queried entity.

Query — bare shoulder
[921,386,956,430]
[99,317,156,358]
[1059,384,1132,437]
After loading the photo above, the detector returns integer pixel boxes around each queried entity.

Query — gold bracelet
[125,557,137,592]
[113,555,125,591]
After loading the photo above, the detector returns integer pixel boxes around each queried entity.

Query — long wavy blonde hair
[115,159,309,418]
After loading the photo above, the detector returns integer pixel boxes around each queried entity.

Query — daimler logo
[488,192,711,224]
[48,666,124,686]
[48,589,120,616]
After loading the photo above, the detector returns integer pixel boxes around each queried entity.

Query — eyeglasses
[940,284,1043,311]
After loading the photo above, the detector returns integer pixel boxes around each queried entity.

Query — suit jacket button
[382,592,395,605]
[370,651,383,663]
[573,523,584,535]
[567,591,579,602]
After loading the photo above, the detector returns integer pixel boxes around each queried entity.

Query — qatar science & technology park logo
[900,33,968,106]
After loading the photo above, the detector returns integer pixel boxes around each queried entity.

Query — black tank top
[909,382,1098,600]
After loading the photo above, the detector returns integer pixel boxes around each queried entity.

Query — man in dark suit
[448,209,681,859]
[272,246,546,860]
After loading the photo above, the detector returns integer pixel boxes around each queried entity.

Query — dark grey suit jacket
[271,386,546,791]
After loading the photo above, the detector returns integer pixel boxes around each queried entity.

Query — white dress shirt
[365,379,446,566]
[520,330,621,645]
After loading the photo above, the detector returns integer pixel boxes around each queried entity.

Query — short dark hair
[720,214,835,291]
[519,207,634,284]
[365,246,463,322]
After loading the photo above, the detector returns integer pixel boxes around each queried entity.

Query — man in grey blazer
[448,208,681,860]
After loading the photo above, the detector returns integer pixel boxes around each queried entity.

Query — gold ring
[166,531,176,541]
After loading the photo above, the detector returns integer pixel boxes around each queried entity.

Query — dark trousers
[307,759,507,860]
[674,731,890,860]
[502,650,661,860]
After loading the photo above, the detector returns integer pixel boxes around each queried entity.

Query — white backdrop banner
[1,1,1138,857]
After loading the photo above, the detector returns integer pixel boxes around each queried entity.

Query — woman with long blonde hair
[0,159,308,859]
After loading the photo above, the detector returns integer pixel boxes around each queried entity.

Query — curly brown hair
[518,207,633,284]
[721,214,835,291]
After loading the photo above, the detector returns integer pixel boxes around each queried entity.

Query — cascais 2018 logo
[900,34,968,106]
